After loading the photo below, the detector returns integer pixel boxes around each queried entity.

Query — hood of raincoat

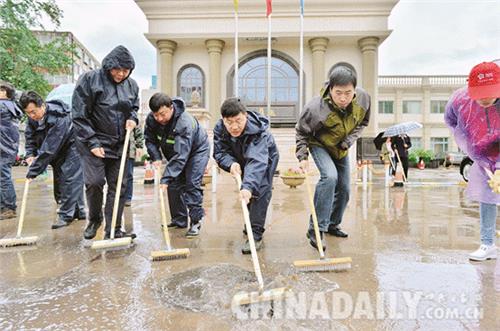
[102,45,135,82]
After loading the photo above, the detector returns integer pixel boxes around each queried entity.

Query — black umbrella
[373,131,386,150]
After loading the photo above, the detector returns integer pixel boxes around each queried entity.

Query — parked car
[460,156,473,182]
[446,151,467,165]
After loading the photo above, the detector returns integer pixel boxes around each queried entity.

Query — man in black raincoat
[0,82,23,220]
[144,93,210,237]
[20,91,86,228]
[213,98,279,254]
[72,45,139,240]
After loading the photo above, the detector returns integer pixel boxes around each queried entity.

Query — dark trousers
[245,153,279,241]
[80,149,127,233]
[247,189,272,241]
[125,158,134,202]
[0,152,16,211]
[167,149,209,226]
[52,145,85,221]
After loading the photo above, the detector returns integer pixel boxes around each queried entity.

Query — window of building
[430,100,447,114]
[227,51,300,125]
[409,137,421,150]
[402,100,421,114]
[430,137,449,155]
[378,100,394,114]
[177,64,204,107]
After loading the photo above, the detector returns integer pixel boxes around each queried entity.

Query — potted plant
[280,168,306,188]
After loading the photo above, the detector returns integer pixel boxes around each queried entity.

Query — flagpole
[234,6,239,97]
[267,12,272,121]
[299,0,304,115]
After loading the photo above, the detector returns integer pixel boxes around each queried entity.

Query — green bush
[409,149,434,163]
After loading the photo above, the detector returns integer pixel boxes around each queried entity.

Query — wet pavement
[0,165,498,330]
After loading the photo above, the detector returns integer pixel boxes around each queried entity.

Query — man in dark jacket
[391,134,411,180]
[296,62,370,250]
[72,45,139,240]
[20,91,85,228]
[213,98,279,254]
[144,93,209,237]
[0,82,23,220]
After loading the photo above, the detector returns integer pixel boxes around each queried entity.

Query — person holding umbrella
[445,61,500,261]
[392,134,411,180]
[296,62,370,249]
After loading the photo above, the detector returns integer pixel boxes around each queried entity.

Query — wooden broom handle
[16,179,30,238]
[235,173,264,292]
[110,128,132,239]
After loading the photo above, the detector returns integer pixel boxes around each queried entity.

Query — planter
[280,175,305,188]
[202,174,212,186]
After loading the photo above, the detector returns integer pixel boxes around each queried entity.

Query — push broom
[293,172,352,272]
[0,179,38,248]
[91,128,133,250]
[150,169,190,261]
[231,174,288,306]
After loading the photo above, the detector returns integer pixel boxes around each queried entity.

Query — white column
[308,37,329,96]
[157,40,177,96]
[205,39,225,126]
[358,37,380,137]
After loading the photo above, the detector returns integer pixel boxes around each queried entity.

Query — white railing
[379,75,467,87]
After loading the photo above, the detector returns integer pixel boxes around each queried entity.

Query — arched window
[177,64,204,107]
[228,51,301,126]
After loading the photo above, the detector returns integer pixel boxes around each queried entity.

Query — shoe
[0,208,16,220]
[469,245,497,261]
[327,225,348,238]
[186,222,201,238]
[104,229,137,240]
[124,200,132,207]
[167,222,188,228]
[51,218,71,229]
[241,239,263,254]
[74,210,87,221]
[307,229,326,251]
[83,221,101,240]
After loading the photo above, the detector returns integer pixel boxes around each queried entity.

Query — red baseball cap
[468,62,500,100]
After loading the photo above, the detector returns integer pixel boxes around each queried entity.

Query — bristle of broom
[293,257,352,272]
[90,237,132,250]
[232,287,289,306]
[150,248,190,261]
[0,236,39,248]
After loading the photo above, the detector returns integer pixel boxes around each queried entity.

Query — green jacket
[295,85,370,160]
[129,126,145,159]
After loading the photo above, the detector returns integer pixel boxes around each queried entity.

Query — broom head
[0,236,38,248]
[293,256,352,272]
[150,248,190,261]
[90,237,132,250]
[232,287,289,306]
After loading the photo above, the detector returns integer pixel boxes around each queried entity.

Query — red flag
[266,0,272,17]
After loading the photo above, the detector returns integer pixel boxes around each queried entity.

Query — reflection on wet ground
[0,166,498,330]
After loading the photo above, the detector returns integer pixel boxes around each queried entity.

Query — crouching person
[19,91,85,229]
[144,93,210,237]
[213,98,279,254]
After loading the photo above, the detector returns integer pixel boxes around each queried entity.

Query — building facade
[378,75,467,155]
[136,0,399,139]
[34,31,100,87]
